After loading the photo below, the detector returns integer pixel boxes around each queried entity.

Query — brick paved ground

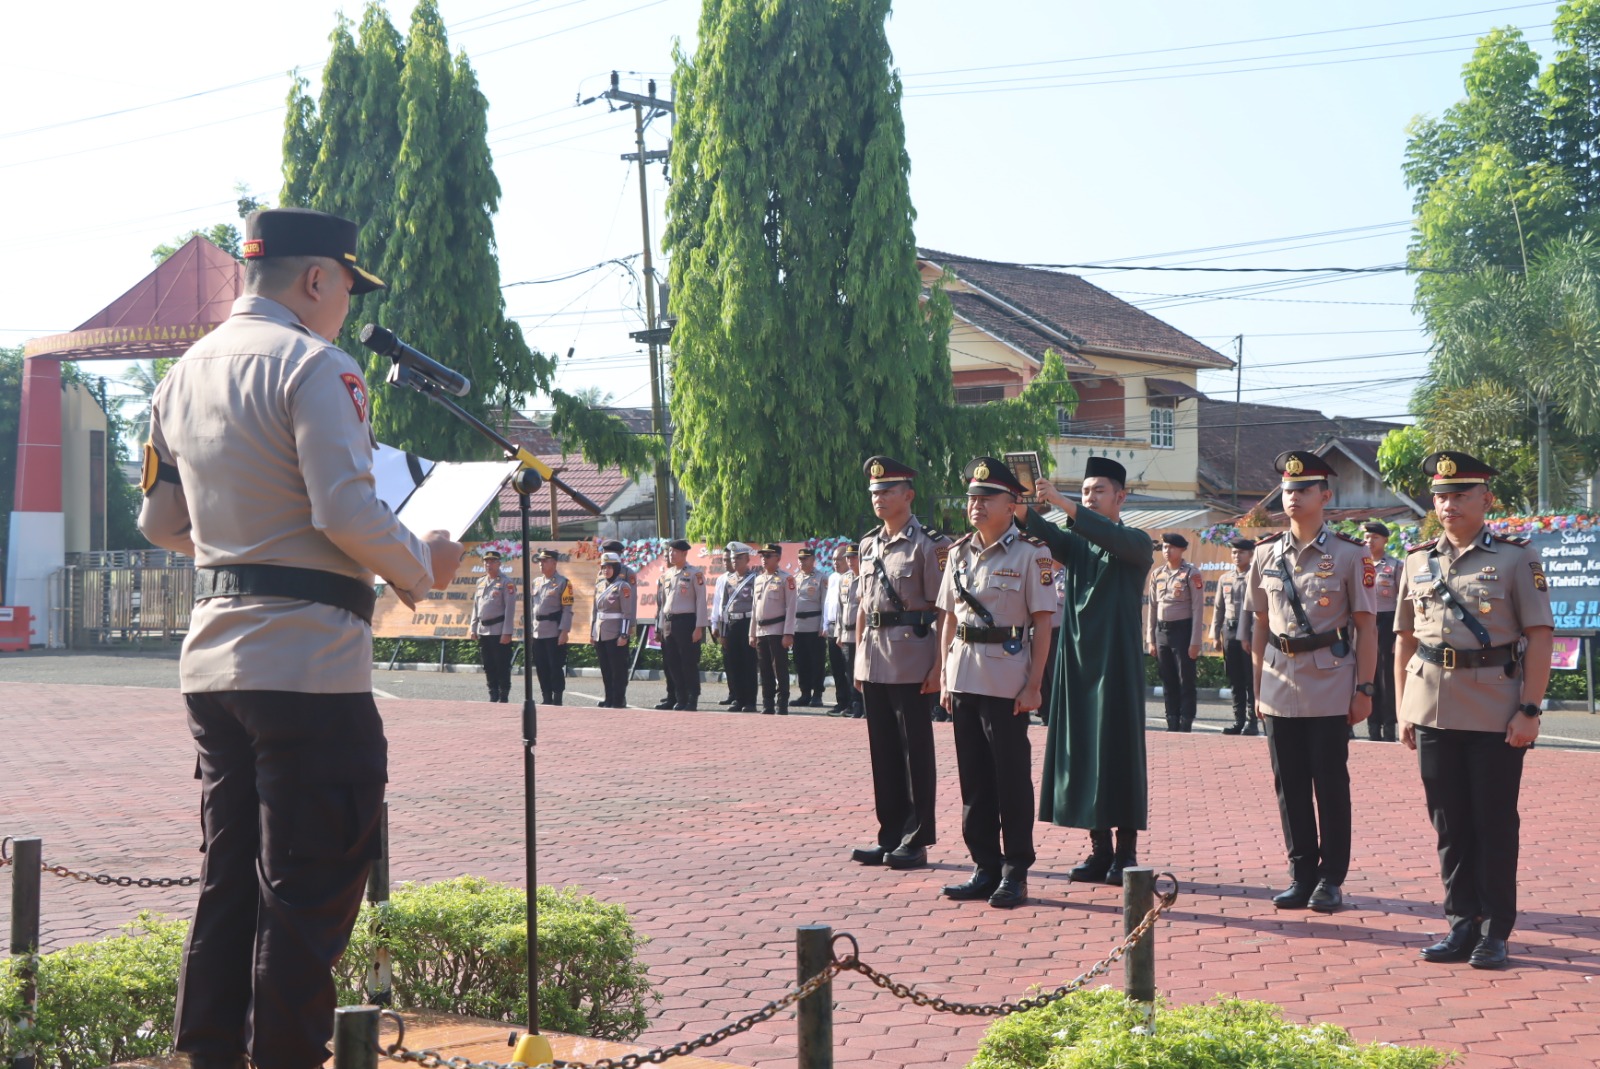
[3,681,1598,1068]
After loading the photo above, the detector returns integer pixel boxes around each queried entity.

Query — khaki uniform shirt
[855,517,952,684]
[936,529,1056,698]
[1370,555,1401,613]
[1211,570,1251,646]
[469,574,518,637]
[793,569,827,634]
[1145,560,1205,647]
[1248,525,1377,718]
[1395,529,1553,733]
[528,573,574,639]
[831,571,862,643]
[751,569,798,638]
[138,295,432,693]
[656,565,709,630]
[591,578,636,642]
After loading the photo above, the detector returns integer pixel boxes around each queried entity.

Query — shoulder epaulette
[1020,532,1048,548]
[1406,538,1439,553]
[861,525,883,542]
[950,531,975,548]
[1492,533,1531,546]
[1254,531,1286,545]
[924,524,949,542]
[1336,531,1365,546]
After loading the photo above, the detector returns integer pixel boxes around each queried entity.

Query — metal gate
[64,551,192,647]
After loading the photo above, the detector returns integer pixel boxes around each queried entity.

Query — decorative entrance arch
[7,236,240,645]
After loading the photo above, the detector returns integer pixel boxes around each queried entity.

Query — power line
[935,255,1429,274]
[475,0,672,58]
[502,256,638,288]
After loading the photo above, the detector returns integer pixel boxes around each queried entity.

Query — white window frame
[1149,406,1175,449]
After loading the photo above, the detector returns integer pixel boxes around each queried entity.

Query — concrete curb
[376,662,742,683]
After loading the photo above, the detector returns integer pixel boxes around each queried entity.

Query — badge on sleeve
[562,585,574,605]
[1362,559,1376,588]
[1190,571,1203,590]
[340,373,369,423]
[787,576,796,590]
[1038,557,1053,585]
[1531,560,1548,591]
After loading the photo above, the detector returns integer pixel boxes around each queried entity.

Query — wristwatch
[1518,702,1542,718]
[1354,682,1375,697]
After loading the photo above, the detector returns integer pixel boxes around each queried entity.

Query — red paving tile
[3,680,1599,1068]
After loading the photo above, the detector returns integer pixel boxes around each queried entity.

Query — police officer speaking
[1394,452,1553,970]
[139,207,464,1069]
[935,457,1055,909]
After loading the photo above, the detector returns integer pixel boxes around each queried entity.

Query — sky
[0,0,1570,429]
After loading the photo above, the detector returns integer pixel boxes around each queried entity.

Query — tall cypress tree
[666,0,1071,542]
[276,1,656,471]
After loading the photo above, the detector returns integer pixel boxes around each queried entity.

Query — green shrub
[970,989,1453,1069]
[337,877,656,1041]
[0,913,187,1069]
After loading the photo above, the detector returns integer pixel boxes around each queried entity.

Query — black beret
[1161,532,1189,549]
[1227,537,1256,550]
[1362,522,1390,537]
[668,538,691,552]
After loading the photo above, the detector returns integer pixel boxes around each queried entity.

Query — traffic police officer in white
[527,548,574,706]
[1395,452,1553,970]
[936,457,1055,909]
[592,551,637,707]
[469,548,519,702]
[139,207,463,1069]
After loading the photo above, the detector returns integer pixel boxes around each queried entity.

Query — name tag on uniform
[1413,573,1431,582]
[994,569,1021,578]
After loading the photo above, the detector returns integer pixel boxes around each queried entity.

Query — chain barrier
[0,836,198,888]
[374,874,1180,1069]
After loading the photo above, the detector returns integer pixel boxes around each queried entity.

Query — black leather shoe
[734,703,757,712]
[1469,937,1510,969]
[761,708,776,715]
[675,703,697,711]
[988,877,1028,909]
[884,845,928,870]
[717,697,736,705]
[850,845,887,865]
[942,869,1001,900]
[1242,720,1259,736]
[777,706,788,715]
[1273,882,1314,909]
[655,699,677,710]
[1420,920,1480,963]
[1222,724,1243,735]
[1308,880,1343,913]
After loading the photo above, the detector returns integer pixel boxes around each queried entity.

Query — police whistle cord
[373,875,1179,1069]
[1,836,199,889]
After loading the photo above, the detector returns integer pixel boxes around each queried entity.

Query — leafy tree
[1375,424,1431,503]
[280,1,654,474]
[1415,381,1597,510]
[665,0,1072,542]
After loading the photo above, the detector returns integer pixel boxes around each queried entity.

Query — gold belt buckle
[1441,647,1457,669]
[1277,635,1294,656]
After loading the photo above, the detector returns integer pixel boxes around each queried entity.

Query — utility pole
[1232,335,1243,512]
[602,72,676,538]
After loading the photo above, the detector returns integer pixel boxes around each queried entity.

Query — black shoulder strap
[1273,549,1315,634]
[950,554,994,627]
[872,554,908,612]
[1426,554,1493,648]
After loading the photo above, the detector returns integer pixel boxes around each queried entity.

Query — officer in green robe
[1017,456,1153,884]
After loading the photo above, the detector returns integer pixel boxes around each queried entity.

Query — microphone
[359,324,472,397]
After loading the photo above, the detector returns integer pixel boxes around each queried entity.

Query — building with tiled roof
[918,249,1232,501]
[490,407,660,539]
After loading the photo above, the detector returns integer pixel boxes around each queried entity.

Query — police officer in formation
[791,547,830,706]
[717,542,760,711]
[1395,452,1552,970]
[936,457,1055,909]
[750,543,799,714]
[1211,536,1258,735]
[851,456,951,870]
[592,551,636,708]
[709,544,738,705]
[526,548,573,706]
[469,549,519,703]
[1146,532,1204,731]
[1365,521,1402,742]
[655,538,708,711]
[139,207,464,1069]
[827,543,864,717]
[1249,450,1377,914]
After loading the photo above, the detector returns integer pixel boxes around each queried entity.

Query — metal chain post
[364,803,394,1006]
[335,1006,382,1069]
[1122,867,1156,1003]
[7,836,42,1069]
[796,925,833,1069]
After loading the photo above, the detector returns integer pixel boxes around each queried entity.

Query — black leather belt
[1156,619,1193,630]
[758,614,787,626]
[1271,629,1345,655]
[535,611,563,622]
[1417,642,1518,670]
[867,610,939,628]
[195,564,376,624]
[955,623,1028,644]
[726,611,751,621]
[796,610,821,619]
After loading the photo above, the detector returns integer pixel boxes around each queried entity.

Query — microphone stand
[387,364,554,1066]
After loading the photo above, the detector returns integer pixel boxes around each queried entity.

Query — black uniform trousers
[596,635,631,706]
[722,618,757,706]
[1264,714,1351,886]
[530,635,565,704]
[861,680,938,850]
[176,692,385,1069]
[1039,626,1061,725]
[478,635,514,701]
[660,613,701,706]
[793,628,826,699]
[1223,638,1254,726]
[828,637,860,711]
[1368,611,1398,740]
[951,692,1035,880]
[1416,726,1526,939]
[755,633,791,712]
[1154,619,1198,731]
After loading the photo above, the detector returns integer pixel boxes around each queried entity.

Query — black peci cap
[242,208,386,295]
[864,455,916,491]
[963,456,1027,497]
[1275,450,1336,489]
[1161,532,1189,549]
[1083,455,1127,487]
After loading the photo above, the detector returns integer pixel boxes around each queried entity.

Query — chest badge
[1480,602,1492,614]
[1317,596,1330,607]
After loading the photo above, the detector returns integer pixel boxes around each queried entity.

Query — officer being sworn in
[139,208,463,1069]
